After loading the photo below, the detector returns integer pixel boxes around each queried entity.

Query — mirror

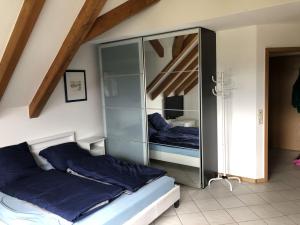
[144,30,201,188]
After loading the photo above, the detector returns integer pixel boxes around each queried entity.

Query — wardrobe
[98,28,218,188]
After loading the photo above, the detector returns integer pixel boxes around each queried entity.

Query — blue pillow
[39,142,91,171]
[0,142,39,188]
[148,113,171,131]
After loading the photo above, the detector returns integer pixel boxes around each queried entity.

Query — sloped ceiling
[92,0,300,43]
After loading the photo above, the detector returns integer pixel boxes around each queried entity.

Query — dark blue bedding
[67,155,166,192]
[150,126,199,149]
[1,169,123,222]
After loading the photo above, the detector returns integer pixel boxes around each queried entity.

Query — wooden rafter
[150,45,198,100]
[172,36,185,58]
[0,0,45,101]
[149,39,164,57]
[175,71,198,95]
[183,33,197,48]
[184,78,198,95]
[163,58,198,97]
[84,0,160,42]
[146,35,198,92]
[29,0,107,118]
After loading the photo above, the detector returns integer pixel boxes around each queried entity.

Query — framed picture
[64,70,87,103]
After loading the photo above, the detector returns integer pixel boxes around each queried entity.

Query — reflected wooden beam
[175,71,198,95]
[0,0,45,101]
[184,78,198,95]
[172,35,185,58]
[146,35,198,93]
[149,39,164,57]
[183,33,197,48]
[150,45,198,100]
[163,58,198,97]
[84,0,160,42]
[29,0,107,118]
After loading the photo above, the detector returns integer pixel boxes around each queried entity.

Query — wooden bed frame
[27,131,180,225]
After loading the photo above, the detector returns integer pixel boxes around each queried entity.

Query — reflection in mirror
[144,31,201,188]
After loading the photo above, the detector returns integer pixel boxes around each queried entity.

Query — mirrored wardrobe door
[98,38,147,165]
[143,29,202,188]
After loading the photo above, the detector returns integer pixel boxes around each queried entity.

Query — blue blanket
[150,126,199,149]
[67,155,166,192]
[1,169,123,222]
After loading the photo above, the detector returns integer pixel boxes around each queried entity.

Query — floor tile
[154,149,299,225]
[231,184,253,195]
[257,191,288,203]
[155,215,182,225]
[178,213,209,225]
[278,190,300,201]
[194,198,223,212]
[216,196,245,209]
[227,207,259,222]
[181,190,193,202]
[263,216,296,225]
[237,193,267,206]
[288,214,300,224]
[175,201,199,215]
[189,189,213,200]
[249,205,283,219]
[203,209,235,225]
[161,206,177,217]
[271,201,300,215]
[208,186,234,198]
[238,220,267,225]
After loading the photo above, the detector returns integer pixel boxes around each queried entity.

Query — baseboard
[218,173,267,184]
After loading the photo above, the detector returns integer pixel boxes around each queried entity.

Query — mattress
[0,176,175,225]
[150,143,200,158]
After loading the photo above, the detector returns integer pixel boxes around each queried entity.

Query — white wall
[0,43,103,147]
[216,23,300,179]
[0,0,103,147]
[217,26,258,179]
[256,23,300,178]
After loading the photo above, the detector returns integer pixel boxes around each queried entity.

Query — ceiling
[199,1,300,31]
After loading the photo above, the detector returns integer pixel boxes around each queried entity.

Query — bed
[148,113,201,167]
[0,132,180,225]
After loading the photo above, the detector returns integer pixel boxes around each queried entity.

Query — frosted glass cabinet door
[99,39,146,165]
[105,108,145,142]
[101,43,141,75]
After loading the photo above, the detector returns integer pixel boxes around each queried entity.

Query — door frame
[264,47,300,181]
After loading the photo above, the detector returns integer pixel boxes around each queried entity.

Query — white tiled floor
[153,150,300,225]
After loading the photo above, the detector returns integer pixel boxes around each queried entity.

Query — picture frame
[64,70,87,103]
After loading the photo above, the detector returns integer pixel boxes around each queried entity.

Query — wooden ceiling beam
[146,35,198,92]
[84,0,160,42]
[172,35,185,58]
[150,45,198,100]
[149,39,164,57]
[29,0,107,118]
[0,0,45,101]
[175,71,198,95]
[163,59,198,97]
[184,78,198,95]
[183,33,197,48]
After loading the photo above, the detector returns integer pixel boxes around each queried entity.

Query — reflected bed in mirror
[147,112,200,168]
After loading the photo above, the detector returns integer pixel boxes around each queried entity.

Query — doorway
[265,47,300,181]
